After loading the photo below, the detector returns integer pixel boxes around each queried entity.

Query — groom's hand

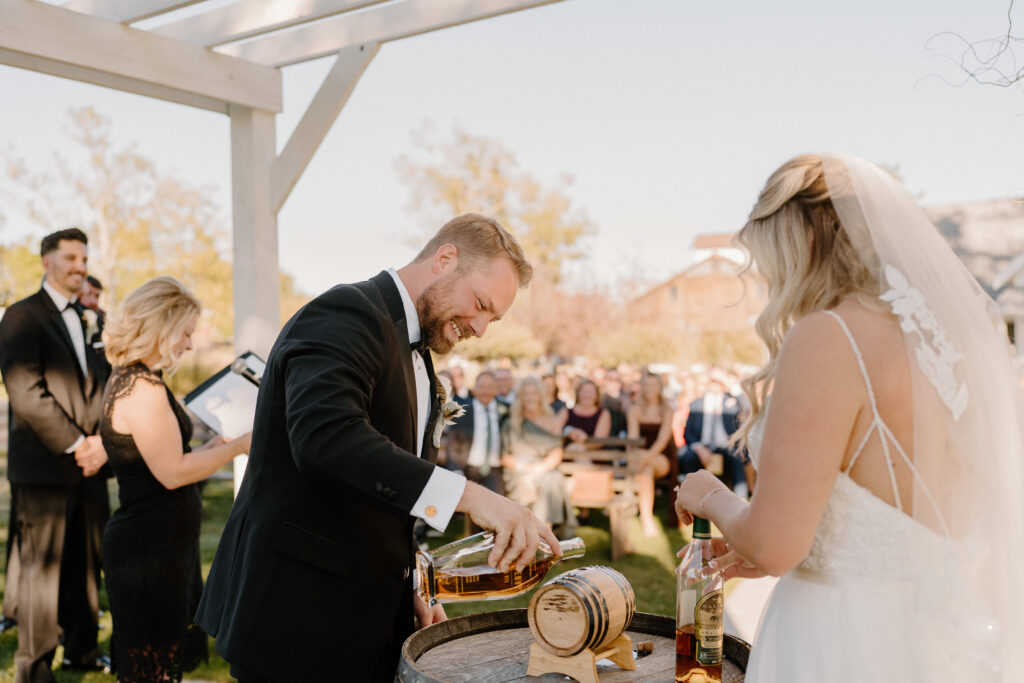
[412,590,446,630]
[456,482,562,572]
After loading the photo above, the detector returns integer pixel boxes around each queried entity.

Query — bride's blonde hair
[103,276,201,373]
[733,154,881,449]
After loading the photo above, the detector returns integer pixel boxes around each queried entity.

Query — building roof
[925,198,1024,317]
[692,233,736,249]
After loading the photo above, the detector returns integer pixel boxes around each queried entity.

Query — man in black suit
[444,371,507,493]
[679,369,748,497]
[197,214,561,682]
[0,228,111,682]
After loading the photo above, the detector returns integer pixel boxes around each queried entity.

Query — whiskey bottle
[676,516,723,683]
[415,531,585,605]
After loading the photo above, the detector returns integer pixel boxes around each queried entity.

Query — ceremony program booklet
[184,351,265,438]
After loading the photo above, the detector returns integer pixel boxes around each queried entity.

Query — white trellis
[1,0,565,358]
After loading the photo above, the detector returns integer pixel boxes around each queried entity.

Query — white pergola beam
[230,105,281,359]
[0,46,228,113]
[272,43,380,213]
[152,0,389,48]
[61,0,207,24]
[2,0,282,112]
[217,0,564,67]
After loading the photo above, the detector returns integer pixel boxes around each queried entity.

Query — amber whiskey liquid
[431,555,556,602]
[676,625,722,682]
[415,533,586,605]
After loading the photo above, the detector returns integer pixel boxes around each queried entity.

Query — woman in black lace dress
[100,277,251,682]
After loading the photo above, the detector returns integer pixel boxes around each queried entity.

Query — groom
[196,214,560,682]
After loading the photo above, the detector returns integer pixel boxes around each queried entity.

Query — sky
[1,0,1022,297]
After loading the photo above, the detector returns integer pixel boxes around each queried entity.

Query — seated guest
[495,367,516,406]
[542,374,566,414]
[448,364,470,401]
[600,369,628,437]
[501,378,576,535]
[100,277,252,682]
[445,370,506,493]
[626,373,674,536]
[678,368,748,497]
[564,379,611,445]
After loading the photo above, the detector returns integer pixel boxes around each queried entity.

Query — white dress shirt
[385,269,465,532]
[466,398,501,469]
[42,280,88,453]
[700,391,729,449]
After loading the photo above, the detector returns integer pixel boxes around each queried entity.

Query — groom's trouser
[230,575,416,683]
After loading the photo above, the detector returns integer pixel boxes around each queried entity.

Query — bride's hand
[677,537,767,581]
[674,470,729,526]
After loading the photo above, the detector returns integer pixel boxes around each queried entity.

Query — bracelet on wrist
[698,487,729,517]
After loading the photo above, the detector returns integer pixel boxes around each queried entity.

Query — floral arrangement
[432,374,465,447]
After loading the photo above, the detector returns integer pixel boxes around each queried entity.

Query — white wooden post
[230,104,280,494]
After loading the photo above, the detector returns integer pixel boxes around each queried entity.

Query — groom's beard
[416,274,471,355]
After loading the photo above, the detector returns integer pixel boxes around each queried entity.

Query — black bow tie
[64,300,85,316]
[410,338,427,356]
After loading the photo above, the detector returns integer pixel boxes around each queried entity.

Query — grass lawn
[0,458,696,682]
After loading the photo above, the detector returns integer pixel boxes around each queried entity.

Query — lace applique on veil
[879,265,968,420]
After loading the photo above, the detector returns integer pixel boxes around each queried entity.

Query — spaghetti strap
[822,310,903,511]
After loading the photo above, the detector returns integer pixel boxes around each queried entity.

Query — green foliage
[694,329,764,367]
[589,321,681,368]
[449,321,544,361]
[0,240,43,307]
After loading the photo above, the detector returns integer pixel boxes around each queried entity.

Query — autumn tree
[0,238,44,307]
[2,107,309,341]
[396,122,606,357]
[396,122,594,286]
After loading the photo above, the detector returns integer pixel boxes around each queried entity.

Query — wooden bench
[561,438,646,560]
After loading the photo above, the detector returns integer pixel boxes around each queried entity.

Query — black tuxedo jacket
[683,393,742,453]
[0,289,107,485]
[196,271,441,682]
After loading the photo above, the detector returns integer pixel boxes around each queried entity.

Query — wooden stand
[525,633,636,683]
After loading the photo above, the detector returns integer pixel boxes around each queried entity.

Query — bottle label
[694,589,723,666]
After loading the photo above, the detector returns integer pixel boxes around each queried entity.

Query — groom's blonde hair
[732,154,881,449]
[415,213,533,287]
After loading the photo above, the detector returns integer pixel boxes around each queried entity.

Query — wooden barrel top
[400,609,748,683]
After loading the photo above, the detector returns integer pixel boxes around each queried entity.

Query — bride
[675,153,1024,681]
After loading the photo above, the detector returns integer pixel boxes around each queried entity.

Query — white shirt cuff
[65,435,85,454]
[411,466,466,532]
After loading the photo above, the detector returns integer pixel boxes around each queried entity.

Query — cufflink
[425,505,436,517]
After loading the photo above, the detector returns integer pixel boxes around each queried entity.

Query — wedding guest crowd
[627,373,676,534]
[501,378,576,537]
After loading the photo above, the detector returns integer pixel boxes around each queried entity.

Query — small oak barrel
[527,565,636,656]
[399,609,749,682]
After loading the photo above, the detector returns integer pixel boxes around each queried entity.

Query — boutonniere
[432,374,465,448]
[82,309,100,342]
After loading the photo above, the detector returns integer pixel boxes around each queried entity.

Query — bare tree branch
[923,0,1023,91]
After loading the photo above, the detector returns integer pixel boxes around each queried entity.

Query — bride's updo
[733,154,881,448]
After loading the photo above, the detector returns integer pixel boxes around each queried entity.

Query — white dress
[745,311,970,682]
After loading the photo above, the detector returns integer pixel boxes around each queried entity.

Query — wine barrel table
[399,609,748,683]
